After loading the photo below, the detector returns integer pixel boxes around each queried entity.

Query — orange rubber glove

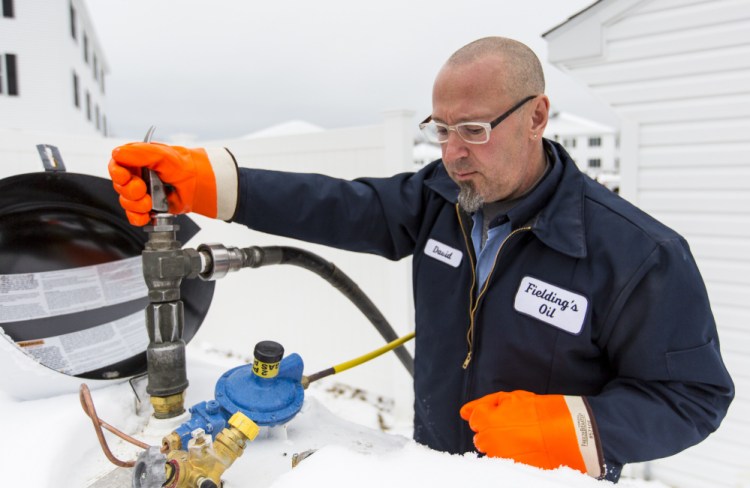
[108,142,237,226]
[460,390,604,478]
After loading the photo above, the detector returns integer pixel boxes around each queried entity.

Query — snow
[0,339,668,488]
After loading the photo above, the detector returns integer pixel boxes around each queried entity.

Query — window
[2,0,14,18]
[72,71,79,108]
[100,70,105,93]
[95,105,100,130]
[85,90,91,121]
[69,2,77,40]
[4,54,18,96]
[103,115,107,136]
[83,33,89,63]
[93,54,98,80]
[588,137,601,147]
[588,158,601,169]
[563,137,576,148]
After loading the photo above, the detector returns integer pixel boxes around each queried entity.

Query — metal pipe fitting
[196,243,247,280]
[163,412,259,488]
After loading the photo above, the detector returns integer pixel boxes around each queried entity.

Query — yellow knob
[228,412,260,441]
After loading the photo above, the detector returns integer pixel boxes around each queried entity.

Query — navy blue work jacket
[232,140,734,480]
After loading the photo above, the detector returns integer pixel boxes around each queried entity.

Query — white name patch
[514,276,588,334]
[424,238,462,268]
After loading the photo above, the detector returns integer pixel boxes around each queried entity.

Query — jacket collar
[424,139,587,259]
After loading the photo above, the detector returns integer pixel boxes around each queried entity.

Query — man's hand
[460,390,604,478]
[108,142,237,226]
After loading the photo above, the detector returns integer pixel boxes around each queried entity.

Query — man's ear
[530,95,550,136]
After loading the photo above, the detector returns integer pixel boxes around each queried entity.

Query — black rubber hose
[241,246,414,377]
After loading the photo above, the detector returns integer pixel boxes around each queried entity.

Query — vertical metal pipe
[143,214,189,418]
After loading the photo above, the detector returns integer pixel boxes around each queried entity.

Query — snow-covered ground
[0,340,667,488]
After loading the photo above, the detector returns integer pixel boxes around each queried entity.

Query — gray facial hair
[457,181,484,213]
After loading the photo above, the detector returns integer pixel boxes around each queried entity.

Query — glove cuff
[204,147,239,220]
[561,396,605,479]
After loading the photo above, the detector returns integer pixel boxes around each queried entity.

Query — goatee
[457,181,484,213]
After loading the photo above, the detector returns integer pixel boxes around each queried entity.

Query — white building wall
[550,133,619,175]
[545,1,750,486]
[0,0,108,135]
[544,112,620,187]
[0,111,417,424]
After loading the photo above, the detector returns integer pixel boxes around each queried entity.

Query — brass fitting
[164,412,259,488]
[151,392,186,419]
[162,431,182,452]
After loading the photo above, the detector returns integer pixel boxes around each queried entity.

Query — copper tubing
[79,383,152,468]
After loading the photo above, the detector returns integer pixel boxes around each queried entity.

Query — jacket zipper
[455,204,532,369]
[455,205,477,368]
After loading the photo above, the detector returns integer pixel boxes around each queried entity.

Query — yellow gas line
[301,331,415,388]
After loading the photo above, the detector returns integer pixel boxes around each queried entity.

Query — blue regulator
[164,341,305,451]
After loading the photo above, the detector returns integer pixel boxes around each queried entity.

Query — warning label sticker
[1,257,149,375]
[0,256,146,323]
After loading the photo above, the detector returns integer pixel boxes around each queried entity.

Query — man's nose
[441,130,469,163]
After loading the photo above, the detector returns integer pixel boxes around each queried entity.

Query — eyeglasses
[419,95,537,145]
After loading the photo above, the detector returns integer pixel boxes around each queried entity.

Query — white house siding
[545,1,750,486]
[0,0,108,135]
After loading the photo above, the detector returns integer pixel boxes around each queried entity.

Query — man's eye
[435,126,449,136]
[463,125,485,135]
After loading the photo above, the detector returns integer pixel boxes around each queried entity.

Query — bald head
[445,37,545,99]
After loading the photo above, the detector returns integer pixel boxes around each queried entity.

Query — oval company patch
[514,276,588,334]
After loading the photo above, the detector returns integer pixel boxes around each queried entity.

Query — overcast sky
[83,0,619,142]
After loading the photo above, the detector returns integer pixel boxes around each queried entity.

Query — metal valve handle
[142,126,169,214]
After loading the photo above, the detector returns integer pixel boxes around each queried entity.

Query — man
[109,37,734,482]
